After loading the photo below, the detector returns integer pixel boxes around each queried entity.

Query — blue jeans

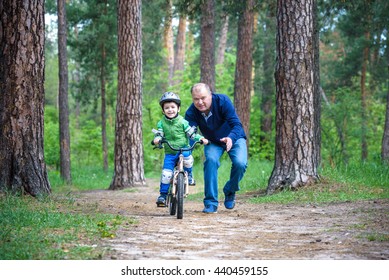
[203,138,248,207]
[160,151,192,194]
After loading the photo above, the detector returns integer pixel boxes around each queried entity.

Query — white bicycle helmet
[159,92,181,107]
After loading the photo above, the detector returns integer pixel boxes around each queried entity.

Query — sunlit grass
[0,193,136,260]
[49,165,113,192]
[186,158,388,205]
[250,161,389,204]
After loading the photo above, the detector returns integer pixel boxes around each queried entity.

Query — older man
[185,83,248,213]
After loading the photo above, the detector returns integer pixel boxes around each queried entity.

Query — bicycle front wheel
[168,192,176,216]
[176,172,185,219]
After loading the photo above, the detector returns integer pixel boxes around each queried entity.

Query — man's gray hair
[191,83,211,94]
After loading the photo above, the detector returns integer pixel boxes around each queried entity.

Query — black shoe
[188,174,196,186]
[156,195,167,207]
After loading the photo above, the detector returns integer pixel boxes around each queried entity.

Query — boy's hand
[153,138,161,145]
[200,138,209,145]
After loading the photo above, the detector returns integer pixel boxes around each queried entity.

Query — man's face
[192,87,212,113]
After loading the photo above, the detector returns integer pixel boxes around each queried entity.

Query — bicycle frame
[152,135,202,219]
[171,153,188,197]
[160,139,202,196]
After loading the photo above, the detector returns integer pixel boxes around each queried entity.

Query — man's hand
[220,137,232,152]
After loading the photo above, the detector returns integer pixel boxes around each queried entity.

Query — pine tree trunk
[58,0,72,183]
[0,0,51,196]
[216,13,229,66]
[110,0,145,190]
[361,31,370,161]
[72,25,81,130]
[312,0,321,167]
[234,0,254,146]
[173,15,186,86]
[101,44,108,172]
[163,0,174,87]
[200,0,216,91]
[260,5,276,146]
[267,0,320,194]
[101,0,109,172]
[382,63,389,162]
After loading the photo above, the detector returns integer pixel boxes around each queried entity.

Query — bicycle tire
[169,193,176,215]
[177,172,185,219]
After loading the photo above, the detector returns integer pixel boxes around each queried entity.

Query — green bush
[44,106,60,168]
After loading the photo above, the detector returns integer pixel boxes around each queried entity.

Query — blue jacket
[185,93,246,146]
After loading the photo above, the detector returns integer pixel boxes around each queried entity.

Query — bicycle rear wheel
[176,172,185,219]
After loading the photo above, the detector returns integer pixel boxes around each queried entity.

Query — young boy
[153,92,208,207]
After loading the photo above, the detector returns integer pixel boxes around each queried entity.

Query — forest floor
[75,179,389,260]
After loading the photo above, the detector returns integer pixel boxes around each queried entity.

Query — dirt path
[76,179,389,260]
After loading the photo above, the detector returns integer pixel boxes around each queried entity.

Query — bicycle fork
[172,154,189,196]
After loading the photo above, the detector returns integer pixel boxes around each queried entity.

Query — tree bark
[101,0,109,172]
[260,4,276,146]
[110,0,145,190]
[163,0,174,87]
[200,0,216,91]
[312,0,321,167]
[360,30,370,161]
[101,43,108,172]
[216,13,229,66]
[382,62,389,163]
[267,0,320,194]
[173,15,186,86]
[234,0,255,147]
[58,0,72,183]
[0,0,51,196]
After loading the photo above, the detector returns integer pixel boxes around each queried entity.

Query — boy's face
[162,101,180,118]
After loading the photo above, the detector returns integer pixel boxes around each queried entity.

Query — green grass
[188,157,273,201]
[250,160,389,204]
[0,193,136,260]
[320,161,389,187]
[186,157,388,205]
[48,165,113,192]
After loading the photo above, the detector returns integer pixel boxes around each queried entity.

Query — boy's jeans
[203,138,248,207]
[160,151,192,194]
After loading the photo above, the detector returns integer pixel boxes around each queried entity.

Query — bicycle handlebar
[151,138,203,152]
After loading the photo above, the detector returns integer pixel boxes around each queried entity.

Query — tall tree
[267,0,320,194]
[67,0,117,171]
[259,2,276,149]
[163,0,174,87]
[234,0,255,146]
[382,80,389,163]
[321,0,388,163]
[360,23,371,161]
[312,0,321,167]
[172,14,187,86]
[0,0,51,196]
[216,11,229,66]
[57,0,71,183]
[100,0,109,171]
[110,0,145,190]
[382,47,389,163]
[200,0,216,91]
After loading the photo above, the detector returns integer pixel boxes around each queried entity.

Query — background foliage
[43,0,388,187]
